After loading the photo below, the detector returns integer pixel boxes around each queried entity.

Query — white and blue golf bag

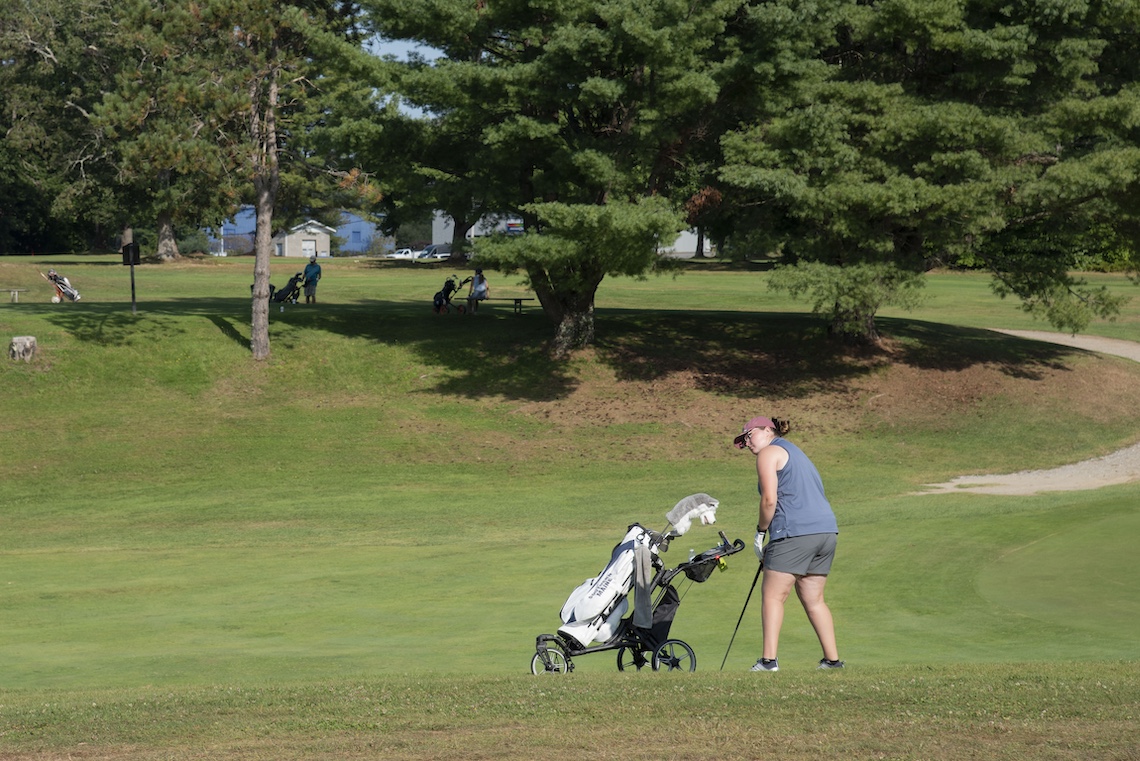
[557,524,655,649]
[555,493,720,650]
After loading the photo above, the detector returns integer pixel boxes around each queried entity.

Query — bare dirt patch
[518,356,1034,436]
[508,330,1140,479]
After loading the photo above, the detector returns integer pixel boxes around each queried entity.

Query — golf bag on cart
[557,524,651,649]
[432,275,470,314]
[42,270,81,302]
[274,273,304,303]
[532,493,742,674]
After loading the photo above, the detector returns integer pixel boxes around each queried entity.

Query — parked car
[387,248,416,259]
[419,244,452,260]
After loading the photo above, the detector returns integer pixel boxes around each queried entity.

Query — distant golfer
[303,256,322,304]
[734,415,843,672]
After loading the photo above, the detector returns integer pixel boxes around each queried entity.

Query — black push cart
[531,529,745,674]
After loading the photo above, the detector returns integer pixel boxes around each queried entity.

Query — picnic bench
[485,296,536,315]
[4,288,28,303]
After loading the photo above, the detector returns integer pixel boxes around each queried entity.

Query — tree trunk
[250,179,274,360]
[249,66,281,361]
[551,306,596,357]
[447,213,474,259]
[527,262,602,357]
[156,211,179,261]
[828,306,880,345]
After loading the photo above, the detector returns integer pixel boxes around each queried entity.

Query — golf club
[720,560,763,671]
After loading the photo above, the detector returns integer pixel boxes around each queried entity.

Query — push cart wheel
[651,639,696,672]
[616,646,650,672]
[531,644,570,675]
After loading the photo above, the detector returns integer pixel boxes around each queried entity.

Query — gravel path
[917,330,1140,496]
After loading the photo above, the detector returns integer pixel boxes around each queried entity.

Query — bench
[4,289,28,303]
[484,297,536,315]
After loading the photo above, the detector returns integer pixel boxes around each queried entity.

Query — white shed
[273,220,336,258]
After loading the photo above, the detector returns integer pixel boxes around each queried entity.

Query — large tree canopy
[5,0,1138,351]
[720,0,1140,337]
[363,0,748,354]
[0,0,128,253]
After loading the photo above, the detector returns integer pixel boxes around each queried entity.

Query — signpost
[121,242,140,313]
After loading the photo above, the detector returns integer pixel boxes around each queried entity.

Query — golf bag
[557,524,659,649]
[432,275,469,314]
[532,494,745,674]
[46,272,81,302]
[274,273,304,303]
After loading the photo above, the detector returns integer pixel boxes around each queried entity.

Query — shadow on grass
[592,312,1079,397]
[206,314,252,349]
[36,298,1086,402]
[880,318,1077,379]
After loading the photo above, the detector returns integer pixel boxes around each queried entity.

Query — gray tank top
[761,437,838,540]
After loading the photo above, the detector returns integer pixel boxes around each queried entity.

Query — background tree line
[2,0,1137,356]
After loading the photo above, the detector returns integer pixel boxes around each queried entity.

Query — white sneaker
[751,658,779,672]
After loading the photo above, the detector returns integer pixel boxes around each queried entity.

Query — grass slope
[1,256,1138,757]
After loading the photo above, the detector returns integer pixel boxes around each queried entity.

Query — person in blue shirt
[734,415,843,672]
[303,256,322,304]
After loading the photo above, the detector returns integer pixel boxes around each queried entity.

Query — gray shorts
[763,533,837,576]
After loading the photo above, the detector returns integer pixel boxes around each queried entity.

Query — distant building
[431,210,712,256]
[337,213,387,254]
[657,229,714,259]
[273,220,336,258]
[208,208,384,256]
[431,211,524,246]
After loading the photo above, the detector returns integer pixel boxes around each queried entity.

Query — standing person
[303,256,322,304]
[734,415,843,672]
[466,268,489,314]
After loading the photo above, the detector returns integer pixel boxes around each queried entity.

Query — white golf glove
[754,530,766,561]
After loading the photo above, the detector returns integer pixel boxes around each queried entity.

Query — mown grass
[2,665,1138,760]
[1,255,1138,758]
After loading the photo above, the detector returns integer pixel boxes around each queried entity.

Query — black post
[121,242,140,313]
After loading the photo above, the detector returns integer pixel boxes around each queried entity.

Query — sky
[367,37,441,62]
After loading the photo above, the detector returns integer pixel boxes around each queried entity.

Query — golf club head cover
[666,493,719,536]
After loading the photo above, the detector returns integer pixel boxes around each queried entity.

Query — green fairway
[1,256,1138,757]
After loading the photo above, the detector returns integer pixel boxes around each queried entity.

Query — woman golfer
[734,415,843,671]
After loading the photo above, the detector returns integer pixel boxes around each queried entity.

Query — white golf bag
[556,493,720,650]
[557,524,653,649]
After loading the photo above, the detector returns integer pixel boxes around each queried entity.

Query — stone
[9,336,36,362]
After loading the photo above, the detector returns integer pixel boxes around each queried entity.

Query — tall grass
[1,256,1138,758]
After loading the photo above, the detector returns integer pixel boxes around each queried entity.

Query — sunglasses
[733,428,757,449]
